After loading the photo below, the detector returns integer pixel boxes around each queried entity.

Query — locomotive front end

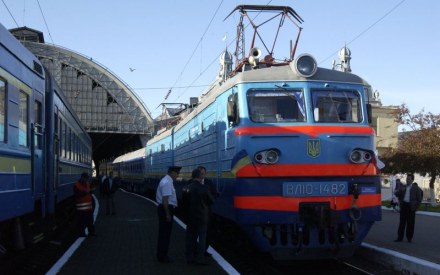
[225,60,382,260]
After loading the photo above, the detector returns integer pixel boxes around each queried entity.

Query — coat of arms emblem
[307,139,320,158]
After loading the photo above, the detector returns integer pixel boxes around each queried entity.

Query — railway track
[0,203,78,275]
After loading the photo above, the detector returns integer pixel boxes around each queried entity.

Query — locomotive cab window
[312,90,361,123]
[0,79,5,142]
[247,89,305,123]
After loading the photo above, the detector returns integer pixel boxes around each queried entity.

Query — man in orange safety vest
[74,172,96,237]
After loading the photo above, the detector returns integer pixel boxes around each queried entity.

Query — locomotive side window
[0,79,5,142]
[247,89,305,123]
[312,90,361,123]
[19,91,29,147]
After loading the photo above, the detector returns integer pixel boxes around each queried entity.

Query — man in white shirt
[156,166,181,263]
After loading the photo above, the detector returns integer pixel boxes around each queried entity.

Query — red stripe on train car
[235,125,375,137]
[236,163,378,177]
[234,194,381,211]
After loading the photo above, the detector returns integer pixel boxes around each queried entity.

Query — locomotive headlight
[294,54,318,78]
[255,149,280,164]
[349,150,363,163]
[265,150,279,164]
[349,148,374,164]
[363,152,372,162]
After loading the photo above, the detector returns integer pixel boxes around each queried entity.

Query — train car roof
[113,147,146,163]
[0,23,44,78]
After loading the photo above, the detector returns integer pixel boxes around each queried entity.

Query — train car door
[32,93,44,196]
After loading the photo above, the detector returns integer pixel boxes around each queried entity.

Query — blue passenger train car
[0,22,92,253]
[113,5,382,260]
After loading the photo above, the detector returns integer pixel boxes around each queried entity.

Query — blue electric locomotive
[114,5,382,260]
[0,22,92,253]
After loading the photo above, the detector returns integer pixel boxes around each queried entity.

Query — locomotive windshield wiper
[274,85,305,117]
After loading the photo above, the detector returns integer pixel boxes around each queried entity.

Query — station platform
[360,207,440,275]
[47,189,440,275]
[47,189,236,275]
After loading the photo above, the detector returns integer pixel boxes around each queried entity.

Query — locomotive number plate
[282,181,347,197]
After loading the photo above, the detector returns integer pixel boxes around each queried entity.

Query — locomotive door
[32,94,44,195]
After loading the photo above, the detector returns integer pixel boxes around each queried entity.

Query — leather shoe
[394,239,402,242]
[205,252,212,257]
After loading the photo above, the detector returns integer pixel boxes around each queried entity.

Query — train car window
[67,127,71,159]
[72,134,76,161]
[0,79,5,142]
[247,89,305,123]
[79,142,83,163]
[75,135,78,162]
[19,91,29,147]
[34,100,43,149]
[54,112,59,138]
[70,129,74,160]
[60,120,65,158]
[76,136,79,162]
[312,90,361,123]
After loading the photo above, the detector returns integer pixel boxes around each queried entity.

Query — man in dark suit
[185,169,214,265]
[103,171,118,215]
[394,173,423,242]
[197,165,217,257]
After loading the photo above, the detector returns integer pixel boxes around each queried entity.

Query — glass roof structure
[11,27,154,139]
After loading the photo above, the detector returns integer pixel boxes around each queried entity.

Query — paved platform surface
[360,207,440,275]
[50,190,233,275]
[48,189,440,275]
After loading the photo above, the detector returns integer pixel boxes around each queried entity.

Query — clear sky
[1,0,439,118]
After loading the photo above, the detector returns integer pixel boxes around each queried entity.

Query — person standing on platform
[99,171,107,197]
[197,165,217,257]
[185,168,214,265]
[74,172,96,237]
[103,171,117,215]
[394,173,423,243]
[156,166,181,263]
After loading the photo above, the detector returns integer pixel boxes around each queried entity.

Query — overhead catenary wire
[164,0,224,102]
[133,84,212,91]
[36,0,54,44]
[2,0,19,28]
[319,0,406,65]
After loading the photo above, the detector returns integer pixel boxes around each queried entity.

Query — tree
[382,104,440,204]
